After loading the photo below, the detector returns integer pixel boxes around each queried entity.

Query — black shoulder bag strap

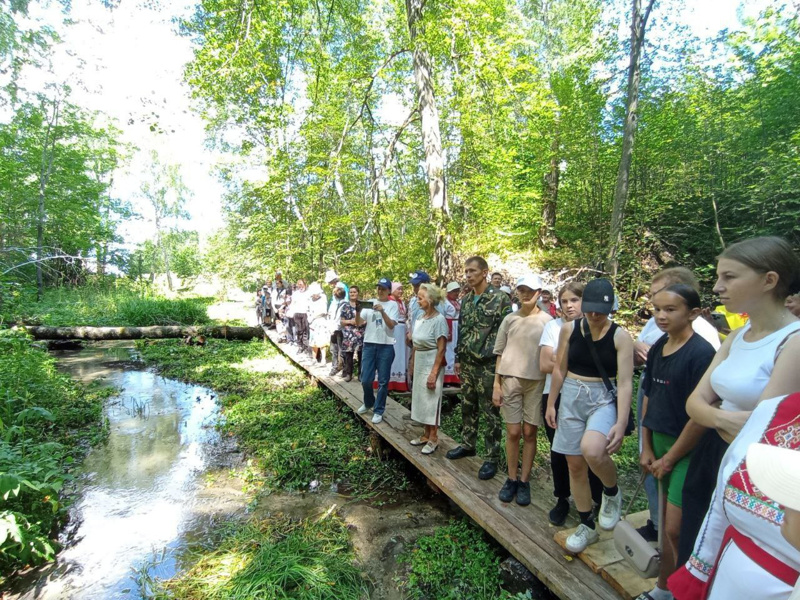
[581,318,634,435]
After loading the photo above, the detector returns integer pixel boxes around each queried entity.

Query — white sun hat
[446,282,461,293]
[515,274,544,291]
[324,269,339,283]
[746,442,800,511]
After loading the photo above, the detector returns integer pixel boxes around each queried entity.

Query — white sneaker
[371,413,383,424]
[357,404,370,415]
[565,523,599,553]
[598,489,623,530]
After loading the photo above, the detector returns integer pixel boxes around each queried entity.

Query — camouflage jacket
[455,285,512,364]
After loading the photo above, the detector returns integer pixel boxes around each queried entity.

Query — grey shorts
[552,377,617,456]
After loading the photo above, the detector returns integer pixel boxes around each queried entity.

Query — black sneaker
[549,498,570,526]
[498,478,518,503]
[516,481,531,506]
[636,519,658,543]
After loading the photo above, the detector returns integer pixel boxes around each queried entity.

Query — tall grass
[149,515,368,600]
[5,284,211,327]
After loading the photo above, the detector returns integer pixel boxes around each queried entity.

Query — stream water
[8,342,247,600]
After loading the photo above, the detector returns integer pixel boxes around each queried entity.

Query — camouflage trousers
[459,361,502,462]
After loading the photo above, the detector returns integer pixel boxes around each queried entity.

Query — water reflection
[8,343,237,600]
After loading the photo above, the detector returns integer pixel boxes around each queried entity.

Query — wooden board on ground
[263,328,647,600]
[554,513,657,599]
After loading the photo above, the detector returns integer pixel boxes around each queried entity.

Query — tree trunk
[539,132,560,246]
[20,325,264,340]
[405,0,451,283]
[605,0,656,279]
[36,190,45,301]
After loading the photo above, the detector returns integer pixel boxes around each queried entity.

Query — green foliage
[148,515,367,600]
[5,283,211,327]
[400,519,525,600]
[0,330,110,578]
[184,0,800,297]
[136,339,408,495]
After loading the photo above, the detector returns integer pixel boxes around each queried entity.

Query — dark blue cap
[409,270,431,285]
[376,277,392,289]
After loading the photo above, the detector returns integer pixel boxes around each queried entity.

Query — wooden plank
[265,330,623,600]
[554,511,658,599]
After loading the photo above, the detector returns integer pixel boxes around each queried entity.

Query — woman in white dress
[388,282,410,392]
[307,282,330,364]
[409,284,449,455]
[668,393,800,600]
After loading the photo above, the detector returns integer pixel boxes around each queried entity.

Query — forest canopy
[182,0,800,296]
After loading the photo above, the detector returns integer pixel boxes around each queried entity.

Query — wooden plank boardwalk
[263,328,652,600]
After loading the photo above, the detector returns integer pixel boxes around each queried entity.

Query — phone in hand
[357,300,374,312]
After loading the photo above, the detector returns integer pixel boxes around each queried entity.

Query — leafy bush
[148,515,367,600]
[0,330,109,578]
[400,520,516,600]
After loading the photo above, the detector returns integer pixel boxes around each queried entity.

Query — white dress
[308,295,330,347]
[411,313,449,426]
[670,393,800,600]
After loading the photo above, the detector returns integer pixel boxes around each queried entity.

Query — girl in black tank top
[544,279,634,554]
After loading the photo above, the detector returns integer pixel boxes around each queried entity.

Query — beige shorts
[500,376,545,425]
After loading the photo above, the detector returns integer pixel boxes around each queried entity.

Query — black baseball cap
[582,278,615,315]
[376,277,392,289]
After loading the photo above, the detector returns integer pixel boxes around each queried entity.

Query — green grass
[136,339,408,496]
[0,329,112,580]
[4,284,211,327]
[147,514,368,600]
[400,519,533,600]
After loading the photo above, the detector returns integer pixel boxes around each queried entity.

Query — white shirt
[360,300,400,345]
[710,320,800,412]
[637,316,721,350]
[539,318,563,394]
[292,289,309,315]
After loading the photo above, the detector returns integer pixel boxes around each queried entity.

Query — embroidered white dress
[670,393,800,600]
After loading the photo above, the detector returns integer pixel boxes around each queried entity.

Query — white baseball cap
[515,274,543,291]
[746,442,800,511]
[446,282,461,293]
[499,285,512,294]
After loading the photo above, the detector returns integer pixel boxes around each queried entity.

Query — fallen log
[17,325,264,341]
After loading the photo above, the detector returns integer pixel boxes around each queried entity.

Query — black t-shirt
[641,332,716,438]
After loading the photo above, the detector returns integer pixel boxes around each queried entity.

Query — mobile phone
[357,300,374,312]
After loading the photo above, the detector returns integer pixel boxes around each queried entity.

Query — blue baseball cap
[409,270,431,285]
[376,277,392,289]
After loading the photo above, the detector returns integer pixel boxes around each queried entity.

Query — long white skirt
[389,323,409,392]
[411,348,444,426]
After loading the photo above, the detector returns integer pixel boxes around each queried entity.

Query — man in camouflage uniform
[446,256,512,480]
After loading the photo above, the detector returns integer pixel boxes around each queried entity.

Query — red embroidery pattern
[725,394,800,524]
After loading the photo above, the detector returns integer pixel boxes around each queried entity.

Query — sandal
[410,437,429,446]
[421,441,439,455]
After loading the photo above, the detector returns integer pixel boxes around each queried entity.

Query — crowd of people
[256,236,800,600]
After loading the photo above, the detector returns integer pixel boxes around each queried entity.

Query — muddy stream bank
[9,341,524,600]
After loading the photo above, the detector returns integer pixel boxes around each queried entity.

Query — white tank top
[710,320,800,412]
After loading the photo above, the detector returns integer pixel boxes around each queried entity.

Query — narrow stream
[8,342,247,600]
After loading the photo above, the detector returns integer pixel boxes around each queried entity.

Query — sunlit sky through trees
[18,0,769,251]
